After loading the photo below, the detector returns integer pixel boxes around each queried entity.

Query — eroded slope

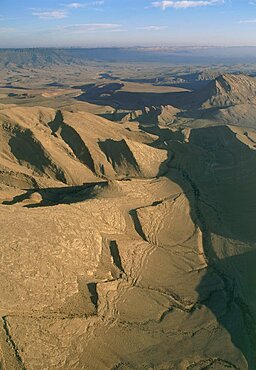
[0,106,256,369]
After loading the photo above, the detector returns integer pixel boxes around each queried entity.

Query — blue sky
[1,0,256,47]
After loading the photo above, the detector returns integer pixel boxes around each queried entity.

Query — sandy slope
[0,103,256,369]
[0,106,167,192]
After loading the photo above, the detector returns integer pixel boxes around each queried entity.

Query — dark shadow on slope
[87,282,99,309]
[75,83,191,110]
[9,129,54,173]
[141,125,185,142]
[8,127,67,184]
[99,106,177,127]
[75,78,231,111]
[198,251,256,369]
[49,110,96,173]
[99,111,129,122]
[155,124,256,369]
[109,240,125,273]
[48,109,64,135]
[2,182,108,208]
[74,82,124,96]
[99,139,141,176]
[131,107,165,126]
[129,209,147,241]
[60,125,95,172]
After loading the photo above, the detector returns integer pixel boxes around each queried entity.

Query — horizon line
[2,45,256,49]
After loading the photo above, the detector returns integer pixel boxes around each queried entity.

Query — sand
[0,70,256,369]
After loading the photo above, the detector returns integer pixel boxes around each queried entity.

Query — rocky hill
[0,101,256,369]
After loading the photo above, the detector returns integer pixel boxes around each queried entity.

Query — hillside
[0,100,256,369]
[0,106,167,192]
[195,73,256,109]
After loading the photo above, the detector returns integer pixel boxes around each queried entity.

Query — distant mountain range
[1,46,256,67]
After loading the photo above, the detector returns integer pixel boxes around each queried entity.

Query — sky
[1,0,256,47]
